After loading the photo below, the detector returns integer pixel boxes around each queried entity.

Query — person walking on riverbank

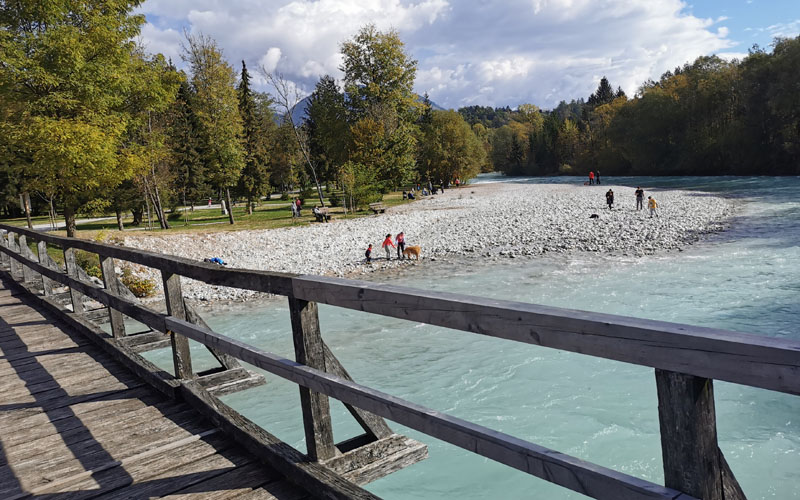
[596,170,601,185]
[395,232,406,260]
[606,189,614,209]
[382,234,395,260]
[365,244,372,263]
[588,171,595,185]
[648,196,658,217]
[635,187,644,210]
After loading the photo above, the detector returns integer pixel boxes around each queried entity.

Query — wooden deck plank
[14,431,234,499]
[159,461,283,499]
[98,444,256,500]
[0,275,374,500]
[0,410,215,495]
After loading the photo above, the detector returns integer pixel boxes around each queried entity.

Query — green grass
[2,190,414,240]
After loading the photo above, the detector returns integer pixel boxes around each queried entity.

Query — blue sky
[687,0,800,54]
[137,1,800,110]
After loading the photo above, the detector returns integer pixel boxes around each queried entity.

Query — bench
[369,202,386,214]
[313,207,331,222]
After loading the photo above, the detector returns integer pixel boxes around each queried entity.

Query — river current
[146,175,800,499]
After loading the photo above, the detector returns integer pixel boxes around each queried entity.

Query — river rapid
[145,175,800,499]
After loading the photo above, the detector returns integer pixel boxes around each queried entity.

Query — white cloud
[259,47,282,74]
[138,0,735,108]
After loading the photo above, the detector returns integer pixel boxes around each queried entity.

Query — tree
[171,80,207,217]
[340,24,419,187]
[237,61,271,214]
[262,71,326,206]
[340,24,418,120]
[305,75,349,182]
[182,33,244,224]
[0,0,169,236]
[588,77,616,107]
[419,110,486,184]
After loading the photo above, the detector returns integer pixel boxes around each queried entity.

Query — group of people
[602,186,658,217]
[588,171,601,185]
[290,197,303,217]
[365,232,407,262]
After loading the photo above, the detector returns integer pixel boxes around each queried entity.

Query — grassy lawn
[1,190,413,240]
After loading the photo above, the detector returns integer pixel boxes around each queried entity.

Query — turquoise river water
[146,175,799,499]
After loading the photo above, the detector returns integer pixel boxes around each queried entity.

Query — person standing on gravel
[588,171,595,185]
[635,187,644,210]
[596,170,601,184]
[395,232,405,259]
[382,234,395,260]
[648,196,658,217]
[606,189,614,209]
[365,244,373,263]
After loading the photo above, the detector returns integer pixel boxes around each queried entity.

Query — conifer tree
[236,61,270,214]
[183,33,244,224]
[171,80,206,216]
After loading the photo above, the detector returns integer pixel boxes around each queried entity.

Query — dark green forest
[462,36,800,176]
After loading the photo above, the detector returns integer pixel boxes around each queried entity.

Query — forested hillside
[463,37,800,176]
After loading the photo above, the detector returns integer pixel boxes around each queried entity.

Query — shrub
[74,250,99,272]
[120,267,157,298]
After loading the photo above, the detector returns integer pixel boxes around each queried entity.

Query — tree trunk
[247,195,253,215]
[63,205,77,238]
[48,197,57,230]
[226,187,235,224]
[131,207,143,226]
[115,209,125,231]
[23,192,33,229]
[151,178,170,230]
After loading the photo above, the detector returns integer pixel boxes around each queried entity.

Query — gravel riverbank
[121,182,735,301]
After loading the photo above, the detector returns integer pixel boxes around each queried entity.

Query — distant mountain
[284,94,446,126]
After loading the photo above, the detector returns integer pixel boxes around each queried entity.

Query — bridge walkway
[0,281,311,500]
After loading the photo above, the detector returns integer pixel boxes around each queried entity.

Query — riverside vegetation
[0,2,796,293]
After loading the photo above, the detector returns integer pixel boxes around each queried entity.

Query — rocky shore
[121,182,735,301]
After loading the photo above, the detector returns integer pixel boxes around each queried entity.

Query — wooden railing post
[100,255,126,338]
[62,247,85,313]
[0,229,8,268]
[36,240,56,296]
[655,369,745,500]
[289,296,336,461]
[7,232,22,279]
[17,235,37,283]
[162,271,193,379]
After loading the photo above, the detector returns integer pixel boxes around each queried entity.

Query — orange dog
[402,245,421,260]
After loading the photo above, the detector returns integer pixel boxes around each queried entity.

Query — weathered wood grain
[289,297,336,461]
[0,223,296,295]
[292,275,800,395]
[100,255,127,338]
[62,247,85,314]
[36,240,56,296]
[656,370,724,499]
[162,271,193,379]
[195,366,267,397]
[17,235,37,284]
[168,316,691,500]
[323,434,427,485]
[179,379,381,500]
[323,342,392,440]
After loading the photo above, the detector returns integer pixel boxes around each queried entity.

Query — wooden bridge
[1,223,798,499]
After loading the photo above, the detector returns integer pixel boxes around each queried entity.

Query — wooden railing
[2,223,798,500]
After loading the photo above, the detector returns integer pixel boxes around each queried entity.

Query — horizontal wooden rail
[164,315,690,500]
[0,224,295,295]
[1,225,799,396]
[0,233,692,500]
[291,276,800,395]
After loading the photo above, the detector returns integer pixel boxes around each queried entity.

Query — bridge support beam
[289,297,337,461]
[655,369,746,500]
